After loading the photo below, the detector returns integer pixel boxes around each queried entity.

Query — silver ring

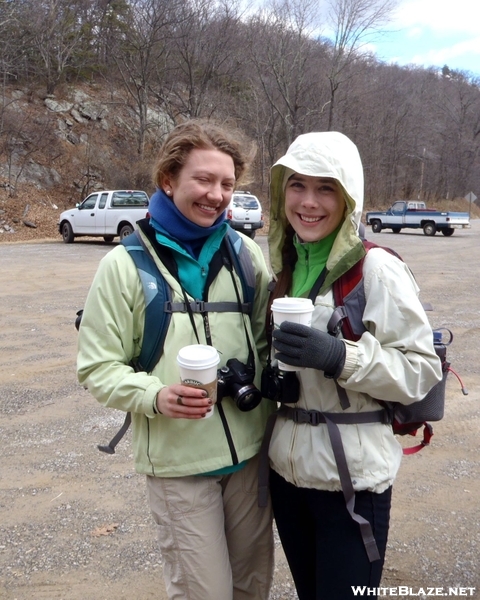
[176,395,183,406]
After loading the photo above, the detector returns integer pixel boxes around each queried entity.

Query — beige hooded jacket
[268,132,442,493]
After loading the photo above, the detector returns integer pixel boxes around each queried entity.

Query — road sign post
[465,192,477,218]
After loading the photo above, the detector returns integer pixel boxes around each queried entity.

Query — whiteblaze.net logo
[351,587,476,597]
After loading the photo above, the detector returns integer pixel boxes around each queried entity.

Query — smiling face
[163,148,236,227]
[284,174,345,242]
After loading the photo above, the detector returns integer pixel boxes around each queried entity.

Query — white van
[226,191,264,239]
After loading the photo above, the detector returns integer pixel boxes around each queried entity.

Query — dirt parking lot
[1,224,479,600]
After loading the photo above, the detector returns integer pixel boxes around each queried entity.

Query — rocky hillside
[0,82,172,242]
[1,81,479,244]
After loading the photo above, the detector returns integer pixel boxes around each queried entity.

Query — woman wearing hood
[77,121,274,599]
[266,131,442,599]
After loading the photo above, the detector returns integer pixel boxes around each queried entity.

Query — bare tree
[325,0,397,130]
[361,65,431,202]
[17,0,89,94]
[89,0,132,69]
[246,0,329,158]
[161,0,244,120]
[433,73,480,199]
[0,2,22,135]
[111,0,180,158]
[0,103,57,196]
[0,0,479,206]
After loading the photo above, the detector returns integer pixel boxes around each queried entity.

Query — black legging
[270,468,392,600]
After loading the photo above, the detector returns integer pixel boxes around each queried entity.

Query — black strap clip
[292,408,323,426]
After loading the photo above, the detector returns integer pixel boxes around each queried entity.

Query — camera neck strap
[147,238,203,346]
[157,235,255,368]
[217,237,256,371]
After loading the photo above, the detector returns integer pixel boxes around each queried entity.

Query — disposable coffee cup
[271,297,314,372]
[176,344,220,418]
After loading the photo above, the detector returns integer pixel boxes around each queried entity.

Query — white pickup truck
[58,190,149,243]
[365,201,471,236]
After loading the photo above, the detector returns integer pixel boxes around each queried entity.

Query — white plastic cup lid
[177,344,220,370]
[271,297,314,313]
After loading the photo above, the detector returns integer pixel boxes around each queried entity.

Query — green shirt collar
[292,227,339,297]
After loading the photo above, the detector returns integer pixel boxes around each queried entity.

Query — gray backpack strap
[278,406,387,426]
[257,411,280,508]
[276,405,388,563]
[327,285,367,339]
[335,380,351,410]
[323,415,381,562]
[165,300,251,314]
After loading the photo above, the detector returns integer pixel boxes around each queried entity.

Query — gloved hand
[272,321,346,378]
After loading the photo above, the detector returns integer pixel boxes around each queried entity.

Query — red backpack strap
[331,242,376,341]
[401,422,434,455]
[331,258,364,341]
[331,240,402,342]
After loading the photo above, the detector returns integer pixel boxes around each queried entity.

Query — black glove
[272,321,346,378]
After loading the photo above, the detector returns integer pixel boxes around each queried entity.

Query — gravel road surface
[1,224,479,599]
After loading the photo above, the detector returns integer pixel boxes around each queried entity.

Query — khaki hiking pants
[146,454,274,600]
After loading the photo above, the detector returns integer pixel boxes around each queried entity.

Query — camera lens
[232,384,263,412]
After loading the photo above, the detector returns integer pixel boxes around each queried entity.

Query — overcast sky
[370,0,480,76]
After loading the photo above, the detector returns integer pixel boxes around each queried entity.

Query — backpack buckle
[164,301,187,313]
[291,408,323,426]
[194,300,206,313]
[308,410,323,426]
[327,306,348,337]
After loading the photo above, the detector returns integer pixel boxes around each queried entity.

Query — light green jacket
[77,227,274,477]
[268,132,443,493]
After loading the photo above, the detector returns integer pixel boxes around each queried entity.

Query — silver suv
[227,191,264,239]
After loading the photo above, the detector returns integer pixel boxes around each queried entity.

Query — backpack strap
[306,241,398,560]
[258,405,387,562]
[330,242,450,451]
[224,227,256,316]
[133,219,254,328]
[97,412,132,455]
[330,240,393,341]
[121,230,172,373]
[96,230,172,455]
[331,259,365,341]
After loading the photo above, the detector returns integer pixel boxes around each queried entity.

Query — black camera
[261,364,300,404]
[217,358,263,412]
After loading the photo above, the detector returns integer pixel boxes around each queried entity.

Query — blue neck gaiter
[148,188,226,258]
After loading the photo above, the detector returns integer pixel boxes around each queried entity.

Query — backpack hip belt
[279,405,388,426]
[258,405,388,563]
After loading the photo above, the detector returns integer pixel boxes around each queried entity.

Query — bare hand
[155,384,213,419]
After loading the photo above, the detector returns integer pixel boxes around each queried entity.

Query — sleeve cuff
[144,382,165,417]
[338,340,359,380]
